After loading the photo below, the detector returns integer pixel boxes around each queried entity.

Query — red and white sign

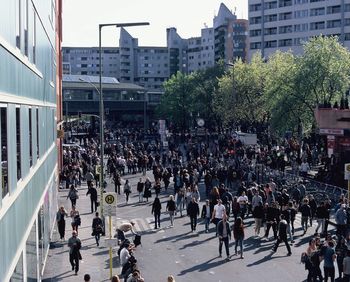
[319,128,344,136]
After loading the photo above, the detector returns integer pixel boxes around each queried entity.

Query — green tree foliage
[214,53,266,126]
[156,63,225,130]
[265,36,350,135]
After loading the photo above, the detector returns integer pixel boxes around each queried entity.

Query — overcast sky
[62,0,248,47]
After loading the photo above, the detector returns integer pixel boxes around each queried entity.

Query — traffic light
[78,111,82,118]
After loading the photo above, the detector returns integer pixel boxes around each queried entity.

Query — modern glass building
[0,0,62,281]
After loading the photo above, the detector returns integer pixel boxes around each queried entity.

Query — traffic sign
[345,163,350,180]
[104,192,117,216]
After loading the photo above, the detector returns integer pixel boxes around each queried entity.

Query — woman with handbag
[92,212,103,246]
[143,178,152,202]
[67,185,79,207]
[56,206,68,241]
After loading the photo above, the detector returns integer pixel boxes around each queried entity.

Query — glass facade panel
[10,252,23,281]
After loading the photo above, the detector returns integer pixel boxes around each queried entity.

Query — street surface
[43,170,335,282]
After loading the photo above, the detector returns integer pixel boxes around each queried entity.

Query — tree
[265,36,350,135]
[214,53,266,128]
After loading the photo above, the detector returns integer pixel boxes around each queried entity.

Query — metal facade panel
[7,104,17,194]
[21,105,30,178]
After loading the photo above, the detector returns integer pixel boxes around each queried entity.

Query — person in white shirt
[238,192,249,219]
[211,199,226,236]
[300,160,310,178]
[119,242,132,267]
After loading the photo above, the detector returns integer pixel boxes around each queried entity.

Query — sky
[62,0,248,47]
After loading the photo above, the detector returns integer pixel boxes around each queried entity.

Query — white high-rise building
[248,0,350,59]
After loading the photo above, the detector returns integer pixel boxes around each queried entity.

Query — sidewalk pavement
[43,180,121,282]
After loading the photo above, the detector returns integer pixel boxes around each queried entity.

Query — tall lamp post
[99,22,149,279]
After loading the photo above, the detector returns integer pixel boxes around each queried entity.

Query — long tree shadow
[42,270,75,281]
[177,256,228,276]
[246,252,286,267]
[179,235,216,250]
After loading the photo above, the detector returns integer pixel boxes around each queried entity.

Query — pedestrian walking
[233,217,245,259]
[323,240,336,282]
[86,183,98,213]
[217,213,231,260]
[154,179,161,198]
[272,214,292,256]
[343,250,350,282]
[68,230,82,275]
[143,178,152,202]
[70,205,81,233]
[85,170,94,188]
[137,178,144,202]
[211,199,226,236]
[201,199,211,233]
[67,185,79,207]
[299,198,312,235]
[253,202,264,236]
[113,173,122,195]
[56,206,68,241]
[187,198,200,232]
[124,179,132,204]
[92,212,103,246]
[151,196,162,229]
[176,187,185,217]
[167,275,175,282]
[166,195,176,227]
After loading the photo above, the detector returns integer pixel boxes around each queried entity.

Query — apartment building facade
[0,0,62,281]
[248,0,350,59]
[63,3,248,93]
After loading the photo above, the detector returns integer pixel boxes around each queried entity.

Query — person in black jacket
[201,200,212,233]
[86,184,98,213]
[315,202,328,236]
[92,212,103,246]
[299,198,312,235]
[264,202,280,240]
[272,214,292,256]
[151,197,162,229]
[187,198,200,232]
[217,213,232,260]
[282,202,297,243]
[166,195,176,227]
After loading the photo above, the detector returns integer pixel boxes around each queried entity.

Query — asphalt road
[114,172,334,282]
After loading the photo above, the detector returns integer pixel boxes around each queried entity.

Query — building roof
[63,74,146,91]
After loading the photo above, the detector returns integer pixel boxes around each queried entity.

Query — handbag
[96,201,100,207]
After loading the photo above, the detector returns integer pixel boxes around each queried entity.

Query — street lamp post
[98,21,149,279]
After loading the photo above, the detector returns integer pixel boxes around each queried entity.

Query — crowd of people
[58,123,349,281]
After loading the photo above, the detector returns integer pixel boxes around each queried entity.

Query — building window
[250,16,262,24]
[249,3,262,11]
[279,25,293,34]
[294,0,308,4]
[264,1,278,9]
[250,29,262,37]
[345,33,350,41]
[310,21,325,30]
[250,42,262,49]
[15,0,21,49]
[310,7,325,17]
[16,108,21,180]
[29,108,32,167]
[36,108,39,159]
[24,0,29,56]
[327,20,342,29]
[327,5,341,14]
[345,18,350,26]
[264,40,277,48]
[33,8,36,64]
[279,12,293,20]
[279,0,292,8]
[279,39,293,47]
[1,108,8,198]
[294,23,308,32]
[345,4,350,12]
[264,14,278,22]
[294,10,308,18]
[264,27,278,35]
